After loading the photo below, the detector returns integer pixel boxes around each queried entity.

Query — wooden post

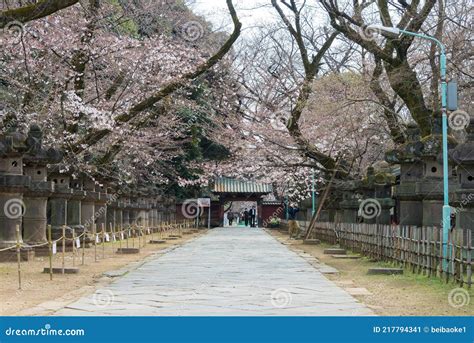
[467,230,472,288]
[72,228,76,267]
[119,226,122,252]
[102,223,105,259]
[62,225,66,274]
[16,225,21,290]
[111,223,115,256]
[94,223,98,262]
[126,226,129,249]
[136,225,142,248]
[82,229,86,265]
[48,224,53,280]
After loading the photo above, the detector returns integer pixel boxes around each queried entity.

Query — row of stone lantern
[0,124,176,261]
[336,163,395,225]
[329,119,473,233]
[385,123,459,227]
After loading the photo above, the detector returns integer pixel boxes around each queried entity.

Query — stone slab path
[54,228,373,316]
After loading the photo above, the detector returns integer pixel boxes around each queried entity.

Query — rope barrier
[7,220,193,289]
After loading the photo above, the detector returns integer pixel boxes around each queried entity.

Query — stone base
[165,237,178,241]
[303,239,320,245]
[43,267,79,274]
[367,267,403,275]
[0,248,34,262]
[324,248,346,255]
[116,248,140,254]
[331,255,360,259]
[149,240,166,244]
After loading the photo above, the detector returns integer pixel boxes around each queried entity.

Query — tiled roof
[212,177,272,194]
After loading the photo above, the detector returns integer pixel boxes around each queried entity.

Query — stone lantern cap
[420,133,457,159]
[450,116,474,165]
[0,126,28,158]
[0,125,30,191]
[360,165,395,189]
[23,124,63,166]
[48,172,73,198]
[69,178,87,200]
[385,123,423,164]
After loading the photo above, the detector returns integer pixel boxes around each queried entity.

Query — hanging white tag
[52,242,57,255]
[105,233,110,242]
[120,232,124,240]
[95,235,100,243]
[112,234,116,242]
[76,238,81,248]
[147,228,151,234]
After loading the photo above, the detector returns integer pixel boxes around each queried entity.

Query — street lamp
[367,24,450,272]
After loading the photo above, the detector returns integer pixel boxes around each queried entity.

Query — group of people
[227,206,257,227]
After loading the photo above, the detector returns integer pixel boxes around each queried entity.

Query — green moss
[421,133,457,145]
[118,18,139,37]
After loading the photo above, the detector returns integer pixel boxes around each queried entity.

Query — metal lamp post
[312,169,316,215]
[368,24,450,272]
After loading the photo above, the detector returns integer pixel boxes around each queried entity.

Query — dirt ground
[269,229,474,316]
[0,228,205,316]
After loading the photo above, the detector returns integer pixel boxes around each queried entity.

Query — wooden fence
[310,222,472,288]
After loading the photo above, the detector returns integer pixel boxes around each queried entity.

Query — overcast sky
[190,0,276,34]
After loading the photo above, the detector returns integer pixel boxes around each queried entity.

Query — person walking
[286,203,300,239]
[243,208,249,226]
[249,206,256,228]
[228,211,235,226]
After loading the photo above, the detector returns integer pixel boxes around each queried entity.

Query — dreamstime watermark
[4,198,26,219]
[270,288,292,308]
[181,199,202,219]
[356,25,382,42]
[2,20,26,45]
[262,205,284,227]
[5,323,85,337]
[82,188,123,230]
[448,288,470,308]
[448,110,470,130]
[269,111,289,131]
[179,20,204,42]
[440,192,474,228]
[358,198,381,219]
[92,289,115,308]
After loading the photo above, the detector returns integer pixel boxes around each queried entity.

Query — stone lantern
[48,171,73,239]
[157,191,165,224]
[106,183,117,233]
[450,116,474,235]
[23,124,62,250]
[128,190,139,227]
[358,164,395,225]
[385,124,425,225]
[81,176,98,233]
[415,129,457,227]
[0,125,31,260]
[114,196,124,232]
[121,195,131,230]
[94,180,108,233]
[339,179,361,223]
[67,177,87,236]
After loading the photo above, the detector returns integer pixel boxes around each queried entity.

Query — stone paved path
[54,228,373,316]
